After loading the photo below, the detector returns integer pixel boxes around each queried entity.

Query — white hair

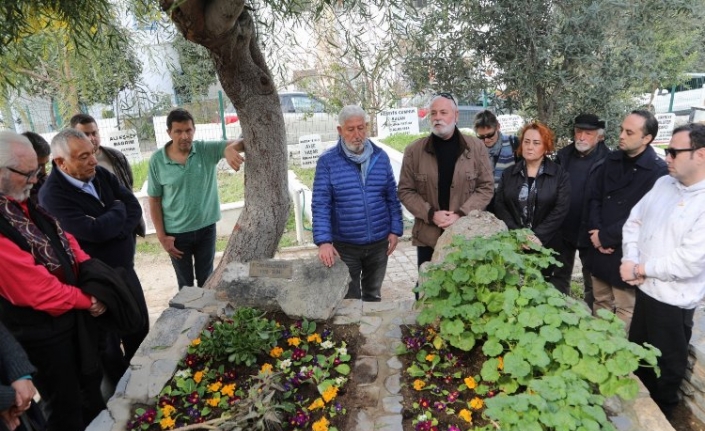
[51,128,89,159]
[338,105,367,126]
[0,131,33,168]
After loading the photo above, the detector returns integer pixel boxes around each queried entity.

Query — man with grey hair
[312,105,403,301]
[0,130,108,429]
[553,114,610,299]
[398,93,494,299]
[39,128,148,394]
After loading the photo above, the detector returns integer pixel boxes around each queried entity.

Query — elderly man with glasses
[398,93,494,299]
[0,130,108,430]
[620,123,705,418]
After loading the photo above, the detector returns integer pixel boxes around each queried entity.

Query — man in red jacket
[0,131,107,430]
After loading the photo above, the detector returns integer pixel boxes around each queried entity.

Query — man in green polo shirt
[148,108,244,289]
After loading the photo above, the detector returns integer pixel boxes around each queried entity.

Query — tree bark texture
[162,0,290,289]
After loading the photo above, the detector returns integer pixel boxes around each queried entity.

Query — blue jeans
[168,224,216,289]
[334,239,389,302]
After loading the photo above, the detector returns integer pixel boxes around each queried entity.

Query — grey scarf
[340,138,374,185]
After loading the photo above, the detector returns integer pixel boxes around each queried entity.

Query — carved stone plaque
[249,260,294,279]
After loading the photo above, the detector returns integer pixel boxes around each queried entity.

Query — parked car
[279,92,339,145]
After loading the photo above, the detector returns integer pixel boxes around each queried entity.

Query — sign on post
[497,115,524,135]
[105,130,143,163]
[376,108,420,139]
[653,113,676,144]
[299,134,322,168]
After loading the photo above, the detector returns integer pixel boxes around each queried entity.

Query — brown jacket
[398,130,494,248]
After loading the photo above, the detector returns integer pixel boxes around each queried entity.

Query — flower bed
[397,230,660,431]
[127,307,359,431]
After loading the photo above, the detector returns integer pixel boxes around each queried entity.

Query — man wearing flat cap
[553,114,610,301]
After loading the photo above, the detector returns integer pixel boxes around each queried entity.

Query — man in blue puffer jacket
[312,105,404,301]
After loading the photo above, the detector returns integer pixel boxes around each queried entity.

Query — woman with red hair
[493,121,571,292]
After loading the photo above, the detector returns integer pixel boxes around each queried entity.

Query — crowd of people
[0,94,703,429]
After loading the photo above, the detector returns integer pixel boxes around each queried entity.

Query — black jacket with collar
[39,163,142,270]
[584,145,667,288]
[493,157,571,249]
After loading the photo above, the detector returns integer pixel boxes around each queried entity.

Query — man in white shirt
[620,123,705,417]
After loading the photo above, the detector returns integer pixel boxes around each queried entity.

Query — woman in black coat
[494,121,571,292]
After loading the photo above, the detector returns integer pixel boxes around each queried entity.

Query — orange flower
[260,363,273,374]
[207,397,220,407]
[160,404,175,417]
[207,381,222,392]
[270,346,284,358]
[159,416,176,430]
[190,338,201,346]
[322,386,338,403]
[464,376,477,389]
[498,356,504,370]
[308,397,325,410]
[307,333,322,343]
[469,397,484,410]
[458,408,472,423]
[193,371,204,384]
[220,383,236,397]
[312,416,330,431]
[425,354,435,362]
[413,379,426,391]
[287,337,301,347]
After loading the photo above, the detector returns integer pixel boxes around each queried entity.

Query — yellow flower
[464,376,477,389]
[309,397,325,410]
[208,381,223,392]
[425,353,435,362]
[270,346,284,358]
[308,333,322,343]
[413,379,426,391]
[160,404,176,417]
[260,363,273,374]
[221,383,236,397]
[207,397,220,407]
[312,416,330,431]
[193,371,204,384]
[322,385,339,403]
[498,356,504,371]
[427,327,436,335]
[469,397,484,410]
[190,338,201,346]
[287,337,301,347]
[159,416,176,429]
[458,408,472,423]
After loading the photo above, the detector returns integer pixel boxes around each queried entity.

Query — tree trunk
[161,0,290,289]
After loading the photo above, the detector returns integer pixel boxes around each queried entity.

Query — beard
[343,139,365,154]
[0,176,31,202]
[575,141,594,153]
[431,121,456,139]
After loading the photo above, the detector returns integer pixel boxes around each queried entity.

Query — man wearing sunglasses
[399,93,494,299]
[619,123,705,417]
[473,110,519,190]
[553,114,610,299]
[584,110,667,332]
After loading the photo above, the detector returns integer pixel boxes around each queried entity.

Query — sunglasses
[6,166,41,183]
[435,92,456,105]
[664,147,697,158]
[476,130,497,140]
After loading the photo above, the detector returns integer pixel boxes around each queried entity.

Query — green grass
[380,132,427,153]
[218,172,245,202]
[132,160,149,192]
[289,165,315,189]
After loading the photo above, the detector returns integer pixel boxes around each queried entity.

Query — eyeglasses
[6,166,41,183]
[434,92,456,105]
[476,130,497,140]
[664,147,697,158]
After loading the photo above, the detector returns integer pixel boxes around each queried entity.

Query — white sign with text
[497,115,524,135]
[376,108,419,138]
[104,130,143,163]
[654,113,676,144]
[299,134,322,168]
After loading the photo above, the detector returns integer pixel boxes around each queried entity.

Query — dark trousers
[334,239,389,302]
[168,224,216,289]
[415,246,435,300]
[551,238,594,305]
[23,331,105,431]
[629,289,695,416]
